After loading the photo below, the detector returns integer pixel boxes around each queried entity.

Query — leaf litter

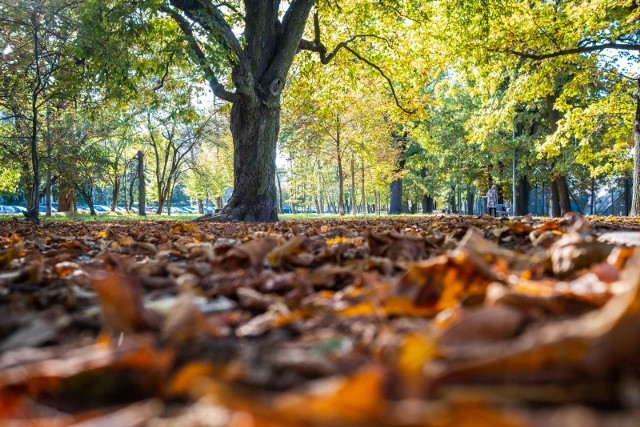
[1,214,640,425]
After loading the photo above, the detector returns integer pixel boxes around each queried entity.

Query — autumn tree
[0,0,78,221]
[438,0,639,216]
[76,0,434,221]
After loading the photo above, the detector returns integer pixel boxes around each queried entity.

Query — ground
[1,213,640,426]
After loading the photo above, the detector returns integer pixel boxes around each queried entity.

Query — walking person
[487,184,498,217]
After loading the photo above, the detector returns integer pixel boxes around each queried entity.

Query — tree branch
[505,42,640,61]
[169,0,245,62]
[261,0,314,98]
[162,5,236,102]
[299,13,414,114]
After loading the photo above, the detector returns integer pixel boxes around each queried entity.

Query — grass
[0,212,201,222]
[0,211,399,223]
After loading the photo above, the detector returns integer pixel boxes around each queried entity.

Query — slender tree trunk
[590,178,596,215]
[450,185,457,213]
[276,172,284,214]
[551,178,561,217]
[44,105,52,217]
[138,150,145,216]
[389,132,407,215]
[516,175,530,216]
[374,190,379,215]
[26,94,40,222]
[128,175,136,211]
[45,170,52,217]
[557,175,572,215]
[551,175,571,216]
[630,79,640,216]
[360,159,366,216]
[335,117,345,215]
[111,178,121,212]
[625,177,632,216]
[123,162,128,212]
[58,183,74,212]
[466,186,475,216]
[350,155,356,215]
[389,179,403,214]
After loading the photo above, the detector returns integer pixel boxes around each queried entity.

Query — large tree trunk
[220,97,279,222]
[630,78,640,216]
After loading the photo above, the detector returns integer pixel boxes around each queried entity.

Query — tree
[438,0,639,216]
[77,0,430,221]
[0,0,78,221]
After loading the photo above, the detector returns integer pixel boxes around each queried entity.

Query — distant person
[487,184,498,217]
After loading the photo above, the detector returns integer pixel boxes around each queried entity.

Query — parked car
[114,206,128,214]
[12,206,27,213]
[0,206,17,214]
[38,205,58,213]
[181,206,197,214]
[93,205,111,214]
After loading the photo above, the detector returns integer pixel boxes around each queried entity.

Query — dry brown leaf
[212,238,277,272]
[92,270,163,333]
[366,231,428,262]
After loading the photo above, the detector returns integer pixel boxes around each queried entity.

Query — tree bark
[219,97,279,221]
[389,179,403,214]
[166,0,313,222]
[57,183,74,212]
[128,175,137,211]
[551,179,561,217]
[552,174,572,216]
[111,178,121,212]
[336,119,345,215]
[466,186,475,215]
[360,158,366,216]
[138,150,145,216]
[389,131,408,215]
[350,155,356,215]
[516,175,530,216]
[449,185,458,213]
[590,178,596,215]
[630,78,640,216]
[276,171,284,214]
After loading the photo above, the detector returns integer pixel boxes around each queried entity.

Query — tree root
[22,210,40,224]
